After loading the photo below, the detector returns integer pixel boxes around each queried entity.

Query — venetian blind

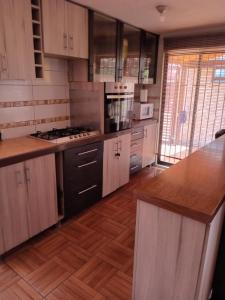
[159,33,225,165]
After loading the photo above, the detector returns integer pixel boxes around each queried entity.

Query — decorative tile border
[0,99,70,108]
[0,116,70,130]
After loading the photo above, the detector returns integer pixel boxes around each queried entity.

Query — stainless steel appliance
[104,82,134,133]
[30,127,99,144]
[133,102,154,120]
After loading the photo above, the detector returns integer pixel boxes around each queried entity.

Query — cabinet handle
[78,148,98,156]
[78,184,97,195]
[77,160,97,168]
[25,167,31,182]
[144,128,148,138]
[15,171,23,186]
[132,132,141,136]
[131,165,139,171]
[69,34,73,50]
[118,140,122,151]
[1,55,7,71]
[63,33,68,49]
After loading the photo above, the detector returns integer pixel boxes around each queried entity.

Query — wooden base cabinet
[133,200,225,300]
[42,0,88,59]
[0,154,58,255]
[103,133,131,197]
[142,123,157,168]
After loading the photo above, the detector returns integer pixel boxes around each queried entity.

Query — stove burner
[31,126,96,143]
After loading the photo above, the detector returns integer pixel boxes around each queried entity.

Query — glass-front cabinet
[89,12,118,82]
[119,24,141,83]
[139,31,158,84]
[89,10,158,83]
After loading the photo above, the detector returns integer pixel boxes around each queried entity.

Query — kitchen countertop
[132,118,157,128]
[0,119,158,167]
[135,135,225,224]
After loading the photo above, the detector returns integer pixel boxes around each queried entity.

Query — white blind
[159,33,225,164]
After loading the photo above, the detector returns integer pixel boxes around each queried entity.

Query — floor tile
[25,260,71,297]
[75,256,117,289]
[0,279,43,299]
[0,263,20,292]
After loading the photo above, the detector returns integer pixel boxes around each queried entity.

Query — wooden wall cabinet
[0,0,34,80]
[103,133,131,197]
[142,123,157,168]
[42,0,88,59]
[0,154,58,254]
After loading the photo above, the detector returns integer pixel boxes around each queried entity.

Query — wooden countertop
[0,137,58,167]
[136,135,225,224]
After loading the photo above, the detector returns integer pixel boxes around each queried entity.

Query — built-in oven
[104,82,134,133]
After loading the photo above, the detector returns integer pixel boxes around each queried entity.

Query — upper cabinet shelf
[42,0,88,59]
[89,10,159,84]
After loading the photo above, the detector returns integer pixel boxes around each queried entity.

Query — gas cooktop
[31,127,100,143]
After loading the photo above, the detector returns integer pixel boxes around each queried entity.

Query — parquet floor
[0,167,161,299]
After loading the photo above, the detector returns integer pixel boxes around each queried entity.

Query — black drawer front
[64,184,102,217]
[63,141,103,218]
[64,141,103,167]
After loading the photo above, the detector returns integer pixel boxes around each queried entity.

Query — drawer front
[64,184,102,217]
[64,141,103,167]
[131,127,144,141]
[131,139,143,155]
[130,153,142,174]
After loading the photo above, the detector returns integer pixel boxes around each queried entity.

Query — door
[42,0,67,56]
[0,162,29,252]
[25,154,58,237]
[119,23,141,83]
[118,133,131,186]
[89,12,118,82]
[67,2,88,59]
[102,137,119,197]
[0,0,34,79]
[142,123,157,168]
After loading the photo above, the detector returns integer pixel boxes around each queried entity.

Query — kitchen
[0,0,225,299]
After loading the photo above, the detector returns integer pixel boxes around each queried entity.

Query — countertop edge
[135,190,225,224]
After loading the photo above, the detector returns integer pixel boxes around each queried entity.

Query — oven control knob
[69,136,73,139]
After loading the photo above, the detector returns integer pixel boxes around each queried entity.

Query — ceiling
[73,0,225,35]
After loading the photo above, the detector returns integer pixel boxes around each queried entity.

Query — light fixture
[156,5,167,23]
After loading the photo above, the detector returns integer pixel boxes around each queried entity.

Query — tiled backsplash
[0,58,70,139]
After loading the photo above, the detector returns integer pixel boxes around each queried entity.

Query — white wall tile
[35,120,70,132]
[32,85,68,100]
[34,103,68,120]
[0,84,33,101]
[1,125,36,140]
[0,106,35,123]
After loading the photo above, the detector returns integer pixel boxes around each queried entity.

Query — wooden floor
[0,167,161,299]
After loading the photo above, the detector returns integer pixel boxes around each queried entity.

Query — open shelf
[31,0,44,78]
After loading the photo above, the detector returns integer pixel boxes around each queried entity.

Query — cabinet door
[25,154,58,237]
[142,123,157,168]
[139,32,158,84]
[119,24,141,83]
[0,0,34,80]
[67,2,88,59]
[42,0,67,56]
[118,133,131,187]
[89,12,118,82]
[0,162,29,253]
[102,137,119,197]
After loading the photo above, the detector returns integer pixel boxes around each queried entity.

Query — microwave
[133,103,154,120]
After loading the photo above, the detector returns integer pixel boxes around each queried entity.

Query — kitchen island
[133,135,225,300]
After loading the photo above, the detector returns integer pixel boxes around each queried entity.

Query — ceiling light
[156,5,167,23]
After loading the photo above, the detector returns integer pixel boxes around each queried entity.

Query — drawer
[131,139,143,154]
[130,154,142,174]
[64,183,102,218]
[64,141,103,167]
[131,127,144,141]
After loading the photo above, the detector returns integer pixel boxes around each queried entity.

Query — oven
[104,82,134,133]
